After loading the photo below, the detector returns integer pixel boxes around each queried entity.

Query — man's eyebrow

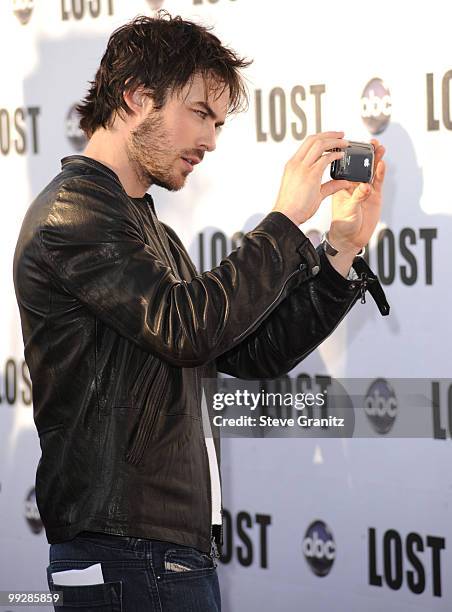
[193,101,225,127]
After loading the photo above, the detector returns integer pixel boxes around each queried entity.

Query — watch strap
[321,232,365,257]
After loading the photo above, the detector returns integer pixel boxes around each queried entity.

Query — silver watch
[320,232,365,257]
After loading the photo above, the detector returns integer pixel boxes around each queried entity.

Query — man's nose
[199,124,217,153]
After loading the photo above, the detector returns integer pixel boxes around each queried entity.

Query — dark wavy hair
[76,11,253,138]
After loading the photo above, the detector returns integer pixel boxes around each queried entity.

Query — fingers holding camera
[370,138,385,161]
[313,148,348,177]
[292,131,346,163]
[370,138,386,192]
[372,158,386,194]
[351,182,372,204]
[302,137,349,167]
[273,131,355,226]
[320,178,355,199]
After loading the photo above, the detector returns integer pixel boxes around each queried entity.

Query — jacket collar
[61,154,121,184]
[60,155,155,213]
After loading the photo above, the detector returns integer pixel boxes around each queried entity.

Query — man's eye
[194,110,208,119]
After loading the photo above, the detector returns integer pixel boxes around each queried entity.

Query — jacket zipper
[232,266,304,345]
[196,377,214,555]
[359,272,368,304]
[316,277,370,347]
[219,506,224,550]
[196,369,223,559]
[352,259,389,316]
[279,274,372,367]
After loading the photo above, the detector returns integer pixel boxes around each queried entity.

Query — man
[13,11,388,612]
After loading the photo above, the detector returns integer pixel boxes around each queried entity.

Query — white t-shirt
[201,390,222,525]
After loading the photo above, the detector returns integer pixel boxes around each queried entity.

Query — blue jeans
[46,530,221,611]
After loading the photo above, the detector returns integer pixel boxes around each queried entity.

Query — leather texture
[13,155,389,553]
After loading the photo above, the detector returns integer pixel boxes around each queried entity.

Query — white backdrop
[1,1,451,610]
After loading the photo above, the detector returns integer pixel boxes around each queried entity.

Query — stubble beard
[127,110,187,192]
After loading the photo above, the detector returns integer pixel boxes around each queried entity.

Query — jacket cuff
[315,245,359,295]
[315,245,390,316]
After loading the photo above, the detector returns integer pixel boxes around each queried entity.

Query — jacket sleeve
[38,178,322,367]
[216,247,389,379]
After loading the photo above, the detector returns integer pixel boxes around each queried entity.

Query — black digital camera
[330,141,375,183]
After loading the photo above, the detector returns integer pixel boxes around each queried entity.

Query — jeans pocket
[163,546,216,577]
[47,565,122,611]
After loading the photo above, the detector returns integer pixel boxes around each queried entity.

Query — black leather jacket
[13,155,389,554]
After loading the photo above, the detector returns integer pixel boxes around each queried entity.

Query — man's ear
[123,84,151,115]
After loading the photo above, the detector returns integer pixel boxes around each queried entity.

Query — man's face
[127,73,229,192]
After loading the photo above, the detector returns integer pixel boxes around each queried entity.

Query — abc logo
[66,104,87,152]
[13,0,34,25]
[302,520,336,577]
[24,487,43,534]
[361,78,391,135]
[364,378,397,434]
